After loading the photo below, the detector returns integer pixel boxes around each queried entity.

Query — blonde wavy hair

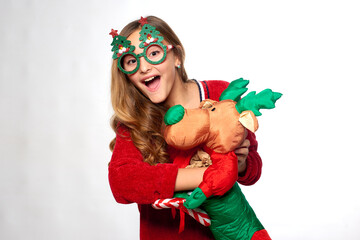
[109,16,188,165]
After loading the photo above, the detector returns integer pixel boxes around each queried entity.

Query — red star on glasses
[138,16,148,26]
[109,29,118,38]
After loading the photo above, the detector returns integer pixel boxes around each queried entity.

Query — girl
[108,16,262,239]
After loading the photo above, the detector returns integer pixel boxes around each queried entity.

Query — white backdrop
[1,0,359,239]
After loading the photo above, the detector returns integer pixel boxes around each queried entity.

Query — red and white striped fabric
[152,198,211,232]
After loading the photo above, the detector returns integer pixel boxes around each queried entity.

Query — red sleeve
[108,126,179,204]
[204,80,263,186]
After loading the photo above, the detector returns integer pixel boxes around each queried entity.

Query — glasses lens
[146,44,165,63]
[120,54,137,72]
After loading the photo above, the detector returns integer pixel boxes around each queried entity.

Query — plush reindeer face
[163,99,258,153]
[163,78,282,154]
[204,100,254,153]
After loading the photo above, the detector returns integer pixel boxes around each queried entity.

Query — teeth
[144,76,156,82]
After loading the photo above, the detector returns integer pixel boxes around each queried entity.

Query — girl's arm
[108,128,179,204]
[174,167,207,192]
[235,139,250,174]
[236,131,262,186]
[108,126,207,204]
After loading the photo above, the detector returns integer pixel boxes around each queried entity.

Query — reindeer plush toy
[160,78,282,240]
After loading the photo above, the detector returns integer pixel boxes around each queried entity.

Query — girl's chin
[148,94,166,104]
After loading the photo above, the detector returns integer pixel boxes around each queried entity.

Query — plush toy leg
[183,187,207,209]
[202,183,266,240]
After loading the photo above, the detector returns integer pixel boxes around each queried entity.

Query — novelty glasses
[119,43,173,75]
[110,17,173,74]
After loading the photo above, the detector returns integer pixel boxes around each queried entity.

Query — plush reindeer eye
[211,108,216,111]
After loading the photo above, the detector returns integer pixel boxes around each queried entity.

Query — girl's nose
[139,57,151,73]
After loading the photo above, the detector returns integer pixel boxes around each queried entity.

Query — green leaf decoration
[164,105,185,126]
[235,89,282,116]
[139,24,164,48]
[219,78,249,102]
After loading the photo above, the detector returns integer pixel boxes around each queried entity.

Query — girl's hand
[234,131,250,175]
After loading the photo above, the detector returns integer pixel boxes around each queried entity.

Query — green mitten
[183,187,207,209]
[173,191,190,199]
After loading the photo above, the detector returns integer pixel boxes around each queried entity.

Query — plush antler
[236,89,282,116]
[219,78,249,102]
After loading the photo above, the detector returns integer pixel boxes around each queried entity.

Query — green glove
[183,187,207,209]
[173,191,190,199]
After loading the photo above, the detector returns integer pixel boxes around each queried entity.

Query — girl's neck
[165,79,200,109]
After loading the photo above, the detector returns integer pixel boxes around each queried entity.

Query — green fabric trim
[236,89,282,116]
[219,78,249,102]
[202,183,264,240]
[164,105,185,126]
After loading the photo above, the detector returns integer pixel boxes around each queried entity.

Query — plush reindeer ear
[239,110,259,133]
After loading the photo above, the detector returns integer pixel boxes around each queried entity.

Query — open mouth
[144,75,161,91]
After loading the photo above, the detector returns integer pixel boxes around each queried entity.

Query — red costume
[108,80,262,240]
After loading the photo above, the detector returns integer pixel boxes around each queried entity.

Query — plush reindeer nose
[164,105,185,125]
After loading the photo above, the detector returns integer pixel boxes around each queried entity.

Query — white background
[1,0,359,239]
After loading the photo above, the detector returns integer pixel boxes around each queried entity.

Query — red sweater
[108,80,262,239]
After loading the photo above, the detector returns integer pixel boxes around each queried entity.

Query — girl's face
[126,29,180,104]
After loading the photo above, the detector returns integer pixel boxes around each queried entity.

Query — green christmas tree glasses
[119,43,173,74]
[110,18,173,75]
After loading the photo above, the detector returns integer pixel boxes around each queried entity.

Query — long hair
[109,16,188,165]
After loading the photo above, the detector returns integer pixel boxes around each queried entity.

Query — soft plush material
[161,78,282,239]
[202,183,264,240]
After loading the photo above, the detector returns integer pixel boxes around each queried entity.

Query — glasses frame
[118,43,172,75]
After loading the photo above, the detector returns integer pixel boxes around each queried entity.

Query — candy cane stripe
[152,198,211,227]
